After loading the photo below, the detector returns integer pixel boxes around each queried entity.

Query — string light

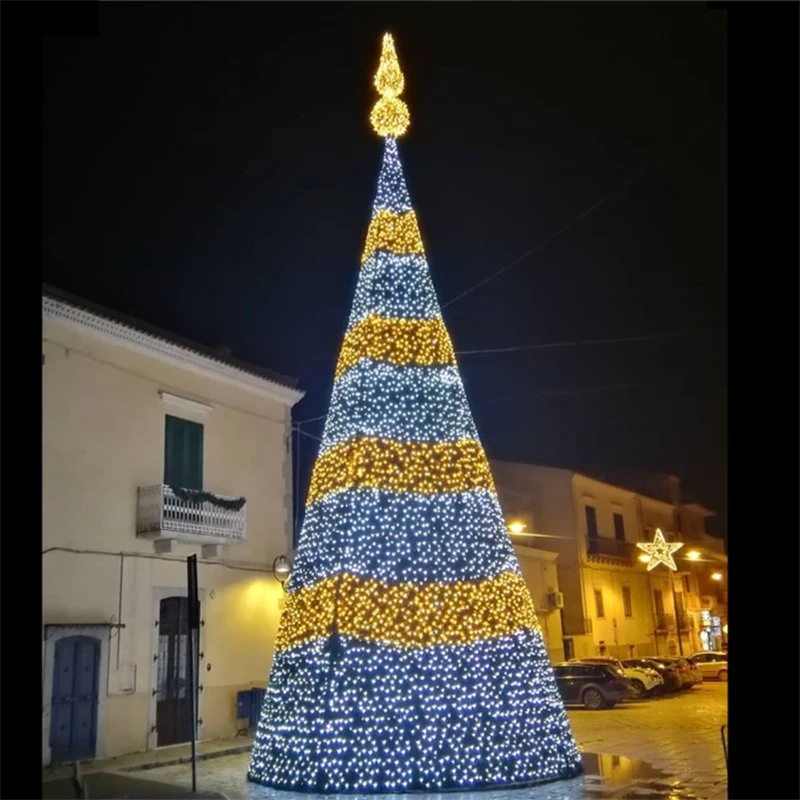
[276,571,541,652]
[348,254,440,328]
[636,528,683,572]
[362,208,424,262]
[289,489,520,589]
[335,315,456,379]
[306,437,495,506]
[322,363,478,450]
[370,34,410,138]
[251,632,580,792]
[248,32,582,793]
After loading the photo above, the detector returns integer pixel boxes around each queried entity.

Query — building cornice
[513,545,559,562]
[43,296,305,407]
[159,391,213,416]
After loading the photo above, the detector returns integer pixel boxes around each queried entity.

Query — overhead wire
[456,330,696,356]
[441,163,653,310]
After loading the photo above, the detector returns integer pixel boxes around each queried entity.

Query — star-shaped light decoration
[636,528,683,571]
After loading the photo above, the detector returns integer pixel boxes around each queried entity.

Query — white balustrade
[137,485,246,543]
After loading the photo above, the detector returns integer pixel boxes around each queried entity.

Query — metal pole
[187,556,199,793]
[670,572,684,655]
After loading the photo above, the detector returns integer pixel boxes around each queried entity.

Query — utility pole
[187,556,200,793]
[669,573,684,656]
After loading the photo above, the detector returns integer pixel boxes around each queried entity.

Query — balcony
[586,537,636,565]
[655,612,675,631]
[562,615,593,636]
[675,611,694,631]
[137,485,246,554]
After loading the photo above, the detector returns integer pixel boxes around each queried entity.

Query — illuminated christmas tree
[248,34,582,793]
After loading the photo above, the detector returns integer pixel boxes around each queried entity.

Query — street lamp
[507,521,527,534]
[711,572,723,581]
[686,550,700,561]
[636,528,685,655]
[273,555,292,591]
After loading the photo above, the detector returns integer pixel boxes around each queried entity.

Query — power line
[456,330,698,356]
[42,546,279,574]
[295,413,326,425]
[472,378,683,405]
[441,164,652,310]
[295,427,324,443]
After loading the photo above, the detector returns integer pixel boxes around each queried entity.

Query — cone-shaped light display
[247,34,583,793]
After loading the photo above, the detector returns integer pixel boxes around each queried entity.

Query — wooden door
[50,636,100,762]
[155,597,193,746]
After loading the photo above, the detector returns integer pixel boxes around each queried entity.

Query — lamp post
[636,528,684,656]
[273,555,292,592]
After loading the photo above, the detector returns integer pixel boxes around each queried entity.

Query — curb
[122,743,253,773]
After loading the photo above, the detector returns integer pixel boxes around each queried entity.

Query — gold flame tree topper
[370,33,410,138]
[636,528,684,572]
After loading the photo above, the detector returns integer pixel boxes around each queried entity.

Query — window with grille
[622,586,632,617]
[594,588,605,618]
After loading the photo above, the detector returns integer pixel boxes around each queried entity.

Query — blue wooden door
[50,636,100,762]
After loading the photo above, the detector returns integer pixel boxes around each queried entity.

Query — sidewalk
[42,770,228,799]
[42,735,254,782]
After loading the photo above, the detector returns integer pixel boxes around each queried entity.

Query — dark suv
[552,662,631,709]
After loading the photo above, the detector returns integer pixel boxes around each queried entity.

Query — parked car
[552,662,632,709]
[572,657,664,700]
[651,656,700,688]
[622,658,681,693]
[683,657,703,686]
[688,651,728,681]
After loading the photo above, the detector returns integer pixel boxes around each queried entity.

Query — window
[164,415,204,490]
[585,506,598,539]
[594,589,605,618]
[613,512,625,542]
[682,575,692,594]
[622,586,632,617]
[653,589,665,616]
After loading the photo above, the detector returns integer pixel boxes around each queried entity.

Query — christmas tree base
[247,763,584,795]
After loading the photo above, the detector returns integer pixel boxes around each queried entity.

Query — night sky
[41,3,728,536]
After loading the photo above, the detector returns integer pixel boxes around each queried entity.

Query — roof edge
[42,284,305,407]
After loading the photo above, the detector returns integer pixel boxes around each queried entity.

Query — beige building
[492,461,726,662]
[42,286,304,765]
[513,545,566,664]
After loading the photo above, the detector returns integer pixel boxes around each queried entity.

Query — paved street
[134,682,727,800]
[567,681,728,798]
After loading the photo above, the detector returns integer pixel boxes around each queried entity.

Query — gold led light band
[275,571,539,652]
[370,34,410,138]
[307,437,495,505]
[361,209,424,263]
[335,315,455,379]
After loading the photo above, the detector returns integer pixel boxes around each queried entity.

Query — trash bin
[236,690,252,736]
[249,688,266,730]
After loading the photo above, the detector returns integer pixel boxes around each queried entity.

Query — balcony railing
[675,611,693,631]
[586,537,636,564]
[137,485,246,545]
[562,615,593,636]
[655,612,675,631]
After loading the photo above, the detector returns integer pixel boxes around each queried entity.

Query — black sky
[41,3,728,534]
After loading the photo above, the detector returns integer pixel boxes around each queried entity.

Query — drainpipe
[116,553,124,669]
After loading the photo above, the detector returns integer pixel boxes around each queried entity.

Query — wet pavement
[136,749,716,800]
[137,682,726,799]
[43,681,726,799]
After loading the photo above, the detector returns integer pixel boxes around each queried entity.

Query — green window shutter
[185,421,203,491]
[164,415,204,490]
